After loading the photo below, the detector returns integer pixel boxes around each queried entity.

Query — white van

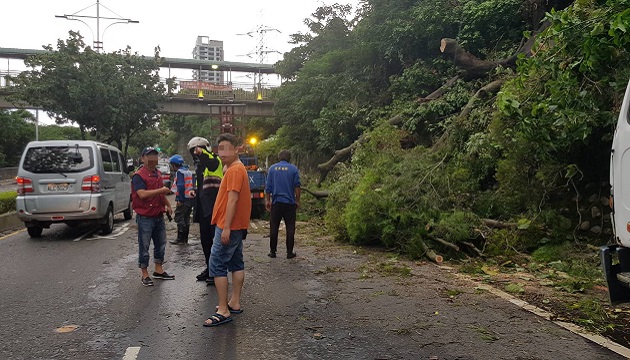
[16,140,133,238]
[603,80,630,304]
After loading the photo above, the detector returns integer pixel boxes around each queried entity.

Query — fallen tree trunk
[420,239,444,263]
[302,188,329,199]
[316,79,458,184]
[440,39,511,80]
[440,20,551,80]
[482,218,519,229]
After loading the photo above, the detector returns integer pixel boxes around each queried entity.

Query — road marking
[0,228,26,241]
[79,222,130,241]
[440,265,630,358]
[72,227,99,242]
[122,346,141,360]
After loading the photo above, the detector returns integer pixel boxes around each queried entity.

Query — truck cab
[602,79,630,304]
[239,149,266,218]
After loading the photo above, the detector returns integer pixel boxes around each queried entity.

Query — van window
[22,146,93,173]
[101,148,115,172]
[112,150,122,173]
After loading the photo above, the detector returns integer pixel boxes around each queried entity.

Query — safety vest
[131,166,165,218]
[171,167,195,199]
[201,148,223,190]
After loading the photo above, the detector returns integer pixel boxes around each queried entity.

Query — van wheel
[123,198,133,220]
[27,226,43,238]
[101,207,114,235]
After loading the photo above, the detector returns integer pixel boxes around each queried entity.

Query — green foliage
[458,0,526,57]
[486,0,630,226]
[0,191,17,214]
[38,124,84,141]
[0,110,34,167]
[430,211,480,243]
[8,31,167,158]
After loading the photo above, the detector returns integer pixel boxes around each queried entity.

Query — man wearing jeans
[204,133,251,327]
[265,150,301,259]
[132,147,175,286]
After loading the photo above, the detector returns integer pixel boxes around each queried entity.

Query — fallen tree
[316,19,553,184]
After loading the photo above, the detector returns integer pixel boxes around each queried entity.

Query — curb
[437,264,630,358]
[0,212,22,233]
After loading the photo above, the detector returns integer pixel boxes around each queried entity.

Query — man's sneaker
[196,269,209,281]
[153,271,175,280]
[287,252,297,259]
[267,252,276,258]
[142,277,154,287]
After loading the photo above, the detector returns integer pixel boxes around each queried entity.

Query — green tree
[8,31,167,158]
[0,110,35,167]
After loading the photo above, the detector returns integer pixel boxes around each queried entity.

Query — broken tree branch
[420,239,444,263]
[427,234,460,252]
[461,241,484,257]
[302,188,329,199]
[482,218,519,229]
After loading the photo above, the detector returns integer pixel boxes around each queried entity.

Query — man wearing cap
[132,147,175,286]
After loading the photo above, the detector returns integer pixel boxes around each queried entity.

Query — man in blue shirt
[265,150,301,259]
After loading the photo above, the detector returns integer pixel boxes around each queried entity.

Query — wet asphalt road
[0,212,627,360]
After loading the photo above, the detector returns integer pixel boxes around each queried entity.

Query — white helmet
[187,136,210,150]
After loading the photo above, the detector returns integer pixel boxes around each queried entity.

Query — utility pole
[55,0,138,53]
[236,17,281,101]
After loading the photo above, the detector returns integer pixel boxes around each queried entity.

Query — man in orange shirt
[204,133,251,327]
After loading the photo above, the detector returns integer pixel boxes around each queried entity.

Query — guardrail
[0,72,280,101]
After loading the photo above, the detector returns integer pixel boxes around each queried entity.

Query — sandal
[203,313,233,327]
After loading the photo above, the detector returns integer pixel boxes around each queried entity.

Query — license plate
[48,183,69,192]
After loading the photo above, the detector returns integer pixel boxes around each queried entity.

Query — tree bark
[315,77,459,184]
[302,188,330,199]
[458,79,505,120]
[482,218,519,229]
[420,239,444,263]
[441,20,552,80]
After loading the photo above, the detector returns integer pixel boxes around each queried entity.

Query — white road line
[122,346,141,360]
[439,265,630,358]
[72,227,99,242]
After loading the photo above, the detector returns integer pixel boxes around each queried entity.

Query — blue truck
[239,153,266,218]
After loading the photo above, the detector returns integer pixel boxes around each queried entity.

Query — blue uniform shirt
[265,161,301,205]
[175,165,190,202]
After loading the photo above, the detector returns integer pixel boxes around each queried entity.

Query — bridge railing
[163,78,279,101]
[0,71,280,101]
[0,70,20,90]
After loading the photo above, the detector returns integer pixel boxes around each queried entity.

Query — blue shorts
[209,227,245,277]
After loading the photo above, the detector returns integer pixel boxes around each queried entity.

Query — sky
[0,0,360,124]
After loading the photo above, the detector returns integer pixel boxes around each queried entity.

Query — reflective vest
[171,167,195,199]
[131,166,164,218]
[201,148,223,190]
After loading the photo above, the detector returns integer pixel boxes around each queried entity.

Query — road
[0,212,626,360]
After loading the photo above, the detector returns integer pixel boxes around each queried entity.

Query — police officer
[169,154,195,245]
[188,137,223,284]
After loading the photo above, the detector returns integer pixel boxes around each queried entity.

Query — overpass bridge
[0,47,279,117]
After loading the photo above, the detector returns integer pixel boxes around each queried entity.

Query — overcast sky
[1,0,359,124]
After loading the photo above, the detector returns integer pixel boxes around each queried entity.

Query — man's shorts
[209,227,246,277]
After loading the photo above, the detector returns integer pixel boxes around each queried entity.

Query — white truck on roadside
[603,79,630,304]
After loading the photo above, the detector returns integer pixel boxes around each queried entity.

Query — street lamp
[55,0,139,53]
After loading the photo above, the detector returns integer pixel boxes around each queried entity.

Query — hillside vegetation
[261,0,630,260]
